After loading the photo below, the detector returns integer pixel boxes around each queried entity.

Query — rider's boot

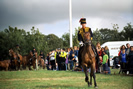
[77,46,83,68]
[18,56,20,62]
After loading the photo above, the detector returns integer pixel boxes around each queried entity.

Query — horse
[37,56,45,69]
[0,60,10,71]
[28,51,38,70]
[9,49,23,70]
[81,32,97,88]
[22,51,33,70]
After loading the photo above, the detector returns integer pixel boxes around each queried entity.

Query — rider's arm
[78,31,83,42]
[89,28,93,40]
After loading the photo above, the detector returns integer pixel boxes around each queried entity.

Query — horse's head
[29,51,33,57]
[9,49,17,59]
[83,32,91,45]
[9,49,13,56]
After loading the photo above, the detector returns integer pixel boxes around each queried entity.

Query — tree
[61,33,70,48]
[73,27,80,47]
[93,28,102,45]
[120,23,133,40]
[46,34,63,51]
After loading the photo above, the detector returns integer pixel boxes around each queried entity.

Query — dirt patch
[0,77,84,81]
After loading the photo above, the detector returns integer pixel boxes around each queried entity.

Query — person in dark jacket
[40,51,45,60]
[68,48,74,70]
[13,45,21,62]
[32,47,37,58]
[46,53,50,70]
[128,46,133,74]
[55,48,61,70]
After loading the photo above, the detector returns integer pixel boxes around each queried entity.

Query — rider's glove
[79,41,83,46]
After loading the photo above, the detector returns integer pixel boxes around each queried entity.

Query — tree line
[0,23,133,60]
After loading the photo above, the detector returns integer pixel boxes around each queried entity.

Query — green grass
[0,69,132,89]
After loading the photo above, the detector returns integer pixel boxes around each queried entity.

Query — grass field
[0,69,132,89]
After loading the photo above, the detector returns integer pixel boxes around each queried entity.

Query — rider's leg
[78,46,83,68]
[91,44,99,63]
[91,44,100,73]
[17,53,20,62]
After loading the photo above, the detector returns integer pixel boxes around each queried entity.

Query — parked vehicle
[101,41,133,66]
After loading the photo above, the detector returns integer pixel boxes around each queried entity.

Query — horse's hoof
[85,77,88,82]
[88,85,92,87]
[95,86,98,88]
[89,85,92,87]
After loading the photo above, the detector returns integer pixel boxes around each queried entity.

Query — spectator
[127,46,133,74]
[54,49,57,70]
[65,48,70,71]
[118,45,126,56]
[96,42,102,73]
[77,47,79,51]
[58,49,62,70]
[102,51,108,74]
[101,47,105,57]
[50,50,56,70]
[74,46,78,57]
[60,48,67,70]
[119,49,127,73]
[96,42,101,50]
[68,47,74,70]
[126,43,130,56]
[105,46,111,74]
[46,53,50,70]
[99,56,103,73]
[72,53,77,68]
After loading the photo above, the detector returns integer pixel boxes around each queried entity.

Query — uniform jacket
[78,27,93,42]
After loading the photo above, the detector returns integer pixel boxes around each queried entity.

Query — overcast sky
[0,0,133,37]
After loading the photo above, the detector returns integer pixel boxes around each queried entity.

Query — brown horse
[37,56,45,69]
[28,51,38,70]
[9,49,23,70]
[22,51,33,70]
[0,60,10,71]
[81,32,97,88]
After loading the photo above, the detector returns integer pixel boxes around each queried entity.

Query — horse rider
[32,47,37,58]
[40,51,45,60]
[13,44,20,62]
[77,18,99,68]
[29,48,37,63]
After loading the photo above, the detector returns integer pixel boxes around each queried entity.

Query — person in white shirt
[50,50,56,70]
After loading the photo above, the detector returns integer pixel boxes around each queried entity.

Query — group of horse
[0,49,45,71]
[0,32,98,88]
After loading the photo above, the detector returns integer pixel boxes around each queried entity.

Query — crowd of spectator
[45,42,133,75]
[118,43,133,74]
[45,46,79,71]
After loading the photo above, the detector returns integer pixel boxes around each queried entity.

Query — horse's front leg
[83,65,90,87]
[20,60,23,70]
[32,59,37,70]
[91,63,98,88]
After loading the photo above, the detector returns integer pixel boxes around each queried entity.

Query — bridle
[83,32,92,46]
